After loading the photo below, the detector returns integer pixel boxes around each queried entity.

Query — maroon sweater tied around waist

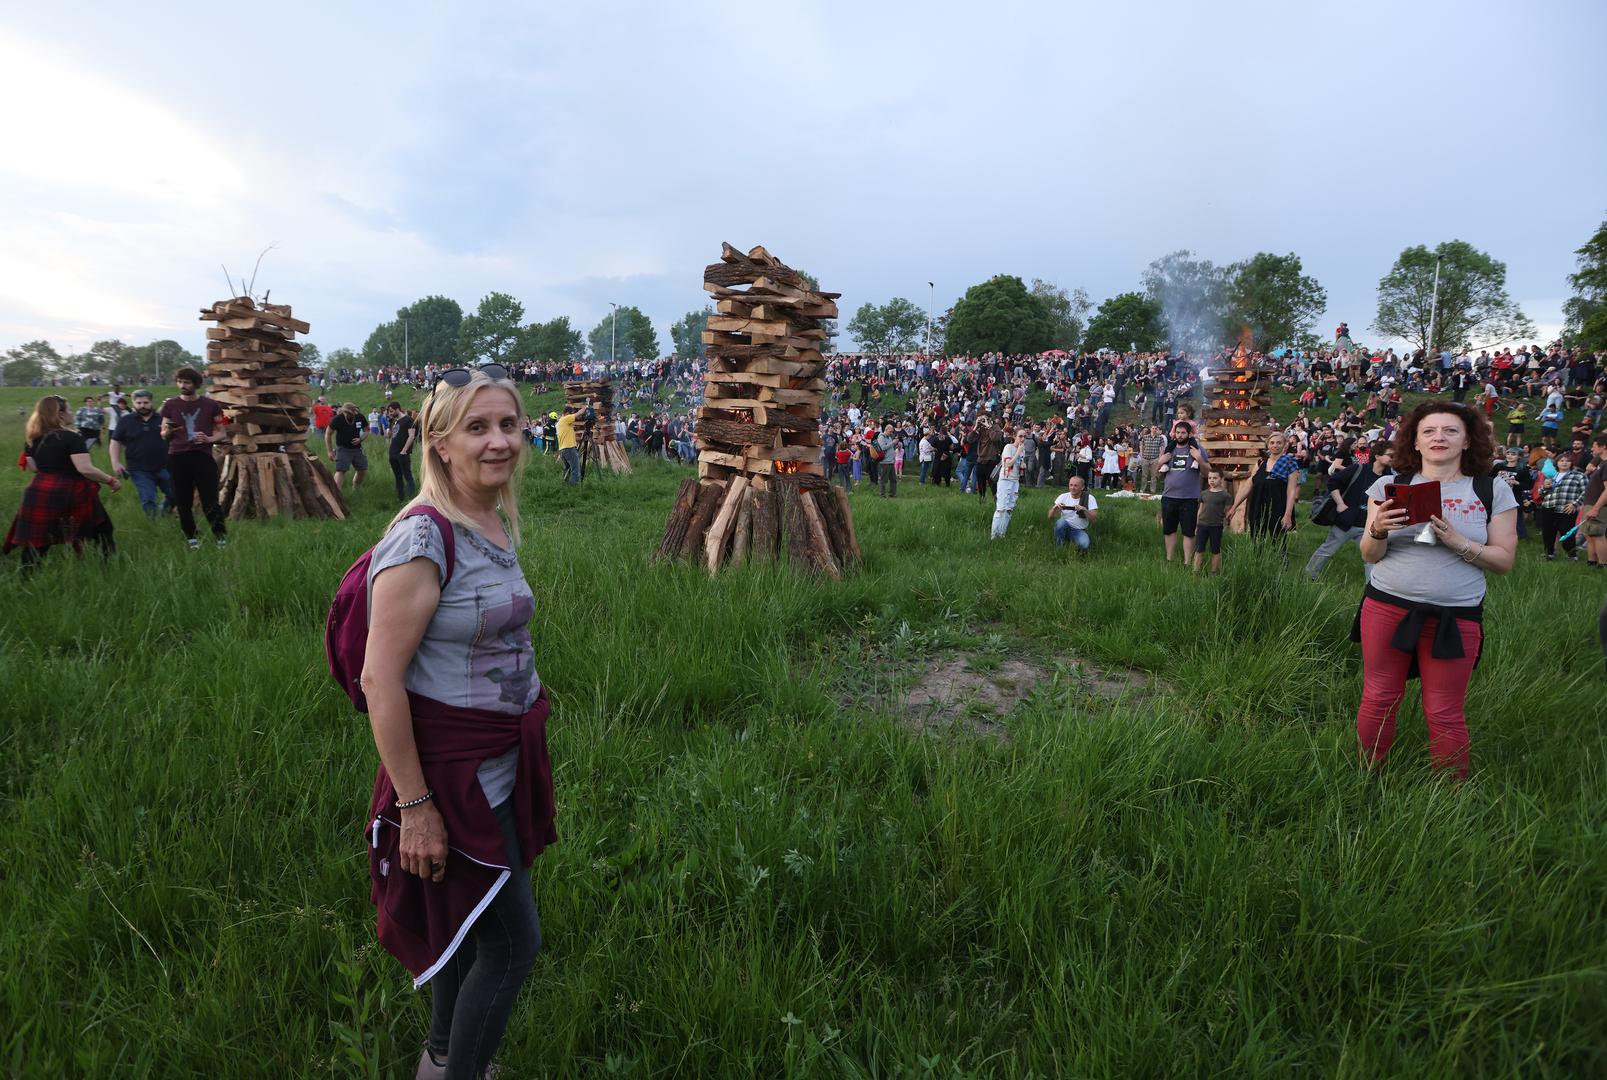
[366,689,556,986]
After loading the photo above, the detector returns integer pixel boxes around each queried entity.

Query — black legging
[428,797,542,1079]
[169,451,226,541]
[1539,507,1578,557]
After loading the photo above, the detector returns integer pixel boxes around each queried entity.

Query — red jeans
[1355,596,1482,777]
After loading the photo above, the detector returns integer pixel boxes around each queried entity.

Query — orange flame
[774,460,803,475]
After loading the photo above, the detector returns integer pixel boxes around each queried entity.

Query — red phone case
[1385,480,1441,525]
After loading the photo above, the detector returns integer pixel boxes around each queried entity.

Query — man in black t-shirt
[110,389,173,517]
[384,402,416,501]
[326,402,368,493]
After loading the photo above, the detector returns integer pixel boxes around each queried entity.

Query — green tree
[1223,253,1328,352]
[588,309,635,363]
[1143,250,1230,353]
[3,340,61,384]
[71,339,133,380]
[120,340,199,384]
[1083,292,1167,353]
[846,297,926,353]
[1563,216,1607,352]
[1029,280,1092,351]
[362,322,399,368]
[945,275,1055,356]
[1373,240,1536,352]
[518,316,585,362]
[395,295,463,367]
[457,292,525,363]
[670,307,712,359]
[326,347,360,373]
[619,305,659,360]
[299,343,322,370]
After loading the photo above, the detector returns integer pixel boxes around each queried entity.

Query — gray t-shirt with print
[1365,473,1518,607]
[368,510,541,806]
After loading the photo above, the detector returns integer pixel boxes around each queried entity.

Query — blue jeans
[1053,519,1090,549]
[956,458,974,493]
[128,468,174,517]
[560,447,580,484]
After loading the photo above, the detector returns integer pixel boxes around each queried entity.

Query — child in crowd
[1192,469,1238,575]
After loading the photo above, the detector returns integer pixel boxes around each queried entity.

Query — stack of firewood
[564,379,631,473]
[657,244,859,577]
[199,296,348,519]
[1200,333,1275,481]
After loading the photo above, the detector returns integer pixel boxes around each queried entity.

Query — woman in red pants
[1354,402,1518,776]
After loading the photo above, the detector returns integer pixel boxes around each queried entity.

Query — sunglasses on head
[437,364,509,387]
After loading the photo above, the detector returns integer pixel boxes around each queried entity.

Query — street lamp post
[1426,255,1443,359]
[610,302,618,366]
[927,282,934,357]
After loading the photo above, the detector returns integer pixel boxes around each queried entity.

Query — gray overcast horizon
[2,0,1603,360]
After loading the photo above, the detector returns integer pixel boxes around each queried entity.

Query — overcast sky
[2,0,1603,361]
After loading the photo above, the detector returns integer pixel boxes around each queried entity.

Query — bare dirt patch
[899,656,1043,739]
[894,651,1162,741]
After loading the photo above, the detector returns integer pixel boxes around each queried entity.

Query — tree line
[5,223,1604,384]
[845,223,1607,358]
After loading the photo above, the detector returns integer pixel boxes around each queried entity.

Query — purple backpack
[325,506,456,712]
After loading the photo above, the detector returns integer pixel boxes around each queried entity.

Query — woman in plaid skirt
[4,395,121,570]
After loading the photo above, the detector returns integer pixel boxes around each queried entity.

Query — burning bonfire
[1200,329,1275,481]
[656,243,860,577]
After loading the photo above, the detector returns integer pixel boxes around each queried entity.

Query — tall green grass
[0,385,1603,1077]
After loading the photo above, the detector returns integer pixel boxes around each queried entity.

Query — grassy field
[1,382,1604,1078]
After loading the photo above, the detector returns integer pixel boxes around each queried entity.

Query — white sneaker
[186,538,201,551]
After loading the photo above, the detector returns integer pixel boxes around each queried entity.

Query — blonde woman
[4,394,120,569]
[359,366,556,1079]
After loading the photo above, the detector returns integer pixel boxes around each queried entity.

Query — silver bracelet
[1459,543,1482,564]
[395,789,434,810]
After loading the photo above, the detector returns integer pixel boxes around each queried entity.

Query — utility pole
[1426,255,1443,359]
[154,343,162,386]
[927,282,934,356]
[402,318,409,368]
[610,302,618,366]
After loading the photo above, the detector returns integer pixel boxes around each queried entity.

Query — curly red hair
[1390,401,1495,477]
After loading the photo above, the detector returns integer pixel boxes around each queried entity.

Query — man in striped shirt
[1137,425,1167,494]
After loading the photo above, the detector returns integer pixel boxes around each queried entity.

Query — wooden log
[677,480,727,562]
[706,315,796,338]
[703,475,750,574]
[219,454,240,511]
[729,488,754,568]
[288,451,323,517]
[797,488,843,580]
[696,417,780,447]
[749,488,777,564]
[811,489,850,569]
[254,455,279,518]
[830,485,861,567]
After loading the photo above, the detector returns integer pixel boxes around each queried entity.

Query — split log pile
[1199,335,1275,481]
[656,243,859,577]
[564,379,631,473]
[199,296,348,520]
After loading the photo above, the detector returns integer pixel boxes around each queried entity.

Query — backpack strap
[401,505,457,587]
[1472,474,1495,523]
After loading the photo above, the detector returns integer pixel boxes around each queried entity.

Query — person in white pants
[991,428,1026,540]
